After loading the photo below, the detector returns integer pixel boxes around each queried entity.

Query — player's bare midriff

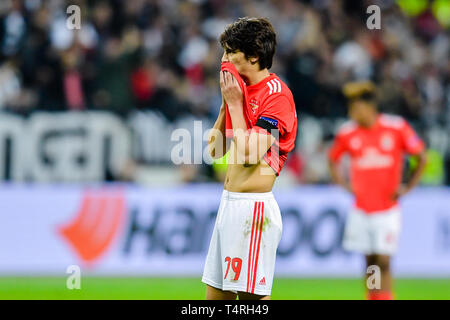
[224,141,276,193]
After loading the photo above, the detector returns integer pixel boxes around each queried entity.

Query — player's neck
[242,69,271,86]
[360,113,378,128]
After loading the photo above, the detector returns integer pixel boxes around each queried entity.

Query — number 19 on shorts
[224,257,242,281]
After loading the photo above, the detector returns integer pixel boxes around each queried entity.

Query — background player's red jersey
[248,74,297,175]
[329,114,425,213]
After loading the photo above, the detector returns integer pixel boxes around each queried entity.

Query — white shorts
[202,190,282,296]
[342,206,401,256]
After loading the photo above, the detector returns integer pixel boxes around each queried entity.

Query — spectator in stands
[0,0,448,184]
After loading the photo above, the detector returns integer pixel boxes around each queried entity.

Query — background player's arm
[328,160,353,194]
[221,71,275,164]
[328,134,352,193]
[207,96,230,159]
[393,121,427,199]
[393,149,426,200]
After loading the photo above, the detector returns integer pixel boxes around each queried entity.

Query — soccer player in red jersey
[328,81,427,300]
[202,17,297,300]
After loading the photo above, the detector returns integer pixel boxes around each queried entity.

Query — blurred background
[0,0,449,299]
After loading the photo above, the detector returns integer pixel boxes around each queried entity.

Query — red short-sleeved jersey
[247,74,298,175]
[329,114,425,213]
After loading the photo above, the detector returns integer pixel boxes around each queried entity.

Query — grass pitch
[0,277,449,300]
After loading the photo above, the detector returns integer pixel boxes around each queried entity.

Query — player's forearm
[208,104,227,159]
[405,151,427,192]
[329,160,352,193]
[229,109,274,165]
[228,103,253,164]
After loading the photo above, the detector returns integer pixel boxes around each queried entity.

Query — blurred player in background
[202,17,297,300]
[328,81,427,300]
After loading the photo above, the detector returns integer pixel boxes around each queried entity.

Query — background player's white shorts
[202,190,282,296]
[342,206,401,256]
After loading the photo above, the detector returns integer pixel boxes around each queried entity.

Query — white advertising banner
[0,184,449,277]
[0,112,131,182]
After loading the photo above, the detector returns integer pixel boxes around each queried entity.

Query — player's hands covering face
[220,71,243,110]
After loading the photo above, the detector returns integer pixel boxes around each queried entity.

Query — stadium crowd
[0,0,449,184]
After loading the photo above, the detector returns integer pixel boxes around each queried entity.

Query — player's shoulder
[378,113,407,130]
[336,120,358,136]
[262,74,293,101]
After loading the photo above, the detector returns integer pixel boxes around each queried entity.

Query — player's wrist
[344,183,353,193]
[403,184,413,195]
[227,102,242,112]
[399,183,409,192]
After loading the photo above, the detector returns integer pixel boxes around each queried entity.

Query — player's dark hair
[347,95,378,111]
[220,17,276,70]
[343,81,377,107]
[355,91,376,103]
[345,89,377,107]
